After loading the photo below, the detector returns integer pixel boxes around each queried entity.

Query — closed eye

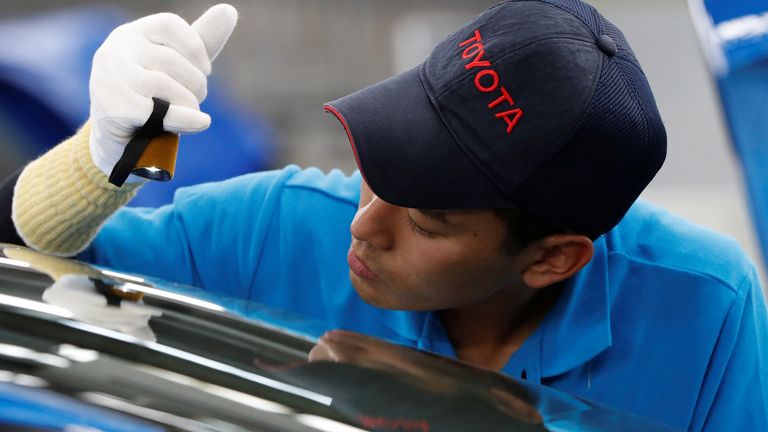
[406,216,437,239]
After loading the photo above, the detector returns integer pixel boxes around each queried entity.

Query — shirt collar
[539,236,613,378]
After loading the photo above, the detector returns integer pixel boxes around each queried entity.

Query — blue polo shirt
[82,166,768,431]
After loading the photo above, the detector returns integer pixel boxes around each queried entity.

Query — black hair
[492,208,566,256]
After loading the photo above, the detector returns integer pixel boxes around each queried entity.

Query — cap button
[596,35,617,57]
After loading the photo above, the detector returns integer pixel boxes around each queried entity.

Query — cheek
[396,240,516,307]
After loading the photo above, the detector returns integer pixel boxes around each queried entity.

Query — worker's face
[348,180,530,310]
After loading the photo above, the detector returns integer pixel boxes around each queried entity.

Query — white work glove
[88,4,238,178]
[43,274,162,342]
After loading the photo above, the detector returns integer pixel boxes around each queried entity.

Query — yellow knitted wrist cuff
[12,122,142,256]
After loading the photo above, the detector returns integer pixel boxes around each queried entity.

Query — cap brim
[324,66,508,209]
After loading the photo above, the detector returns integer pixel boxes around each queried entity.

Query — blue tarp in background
[690,0,768,269]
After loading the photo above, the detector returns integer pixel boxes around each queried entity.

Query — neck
[438,282,563,371]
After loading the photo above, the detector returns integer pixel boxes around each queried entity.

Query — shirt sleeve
[690,266,768,431]
[80,166,301,300]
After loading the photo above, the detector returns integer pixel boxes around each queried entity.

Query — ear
[521,234,594,289]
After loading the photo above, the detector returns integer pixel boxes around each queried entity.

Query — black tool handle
[108,97,170,187]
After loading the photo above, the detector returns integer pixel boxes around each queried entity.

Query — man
[0,1,766,430]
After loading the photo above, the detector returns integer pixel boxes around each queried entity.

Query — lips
[347,248,379,280]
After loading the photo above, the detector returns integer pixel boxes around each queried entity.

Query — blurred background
[0,0,764,282]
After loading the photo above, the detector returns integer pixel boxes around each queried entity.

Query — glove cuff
[12,121,143,256]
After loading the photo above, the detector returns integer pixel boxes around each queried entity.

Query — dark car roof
[0,244,680,431]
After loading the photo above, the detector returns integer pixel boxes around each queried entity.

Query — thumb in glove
[88,4,238,179]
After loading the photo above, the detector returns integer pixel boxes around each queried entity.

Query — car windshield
[0,244,680,431]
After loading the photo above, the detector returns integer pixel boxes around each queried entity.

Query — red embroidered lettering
[466,56,491,70]
[458,29,482,47]
[496,109,523,134]
[487,86,514,109]
[461,44,492,70]
[461,43,482,60]
[474,69,499,92]
[457,29,524,135]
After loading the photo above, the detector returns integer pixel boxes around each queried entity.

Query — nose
[350,194,397,251]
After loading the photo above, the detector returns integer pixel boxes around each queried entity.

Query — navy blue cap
[324,0,666,238]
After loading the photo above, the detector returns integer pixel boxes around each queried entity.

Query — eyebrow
[416,209,453,224]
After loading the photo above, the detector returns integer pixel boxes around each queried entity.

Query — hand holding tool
[88,4,238,186]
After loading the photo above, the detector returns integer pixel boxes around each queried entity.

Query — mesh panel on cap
[511,13,666,238]
[480,0,668,237]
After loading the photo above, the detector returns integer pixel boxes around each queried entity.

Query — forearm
[11,123,142,256]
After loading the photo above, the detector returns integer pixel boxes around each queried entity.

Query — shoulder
[604,200,756,294]
[115,166,361,251]
[170,165,361,210]
[284,166,362,207]
[269,167,361,237]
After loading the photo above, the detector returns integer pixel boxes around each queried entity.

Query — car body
[0,243,679,431]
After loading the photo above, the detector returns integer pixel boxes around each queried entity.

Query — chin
[349,273,403,310]
[349,274,433,311]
